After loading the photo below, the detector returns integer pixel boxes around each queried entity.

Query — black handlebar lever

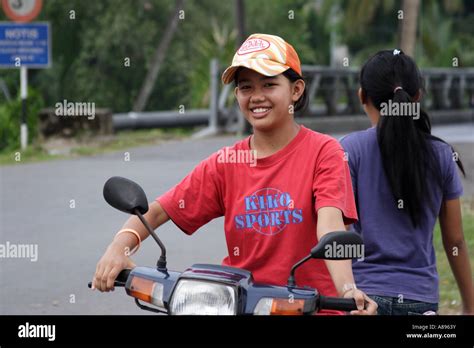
[319,295,358,312]
[87,269,131,289]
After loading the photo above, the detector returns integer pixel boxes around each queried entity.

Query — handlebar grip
[87,269,132,288]
[116,269,131,283]
[319,296,358,312]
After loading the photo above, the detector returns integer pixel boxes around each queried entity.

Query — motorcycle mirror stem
[134,208,167,272]
[287,254,311,287]
[103,176,167,272]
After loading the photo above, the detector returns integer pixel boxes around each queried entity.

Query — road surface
[0,123,472,314]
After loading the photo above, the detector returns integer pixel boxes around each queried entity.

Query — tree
[133,0,186,112]
[399,0,420,56]
[235,0,246,46]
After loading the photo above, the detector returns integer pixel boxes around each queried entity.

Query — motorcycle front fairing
[178,264,318,315]
[127,264,318,315]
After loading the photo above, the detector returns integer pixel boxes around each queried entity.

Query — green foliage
[0,0,472,115]
[433,206,474,314]
[418,1,474,67]
[0,88,44,151]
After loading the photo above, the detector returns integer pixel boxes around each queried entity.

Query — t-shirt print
[235,187,303,235]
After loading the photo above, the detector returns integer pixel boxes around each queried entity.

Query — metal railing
[113,59,474,135]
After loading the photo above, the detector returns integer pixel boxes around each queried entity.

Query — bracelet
[114,228,141,256]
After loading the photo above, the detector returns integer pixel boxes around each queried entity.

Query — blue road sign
[0,22,50,68]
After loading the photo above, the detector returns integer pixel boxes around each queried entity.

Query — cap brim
[221,59,289,84]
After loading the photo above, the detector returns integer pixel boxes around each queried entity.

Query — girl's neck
[365,103,381,126]
[369,112,380,126]
[250,121,301,158]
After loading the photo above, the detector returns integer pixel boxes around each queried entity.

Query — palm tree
[235,0,246,47]
[338,0,464,59]
[133,0,185,112]
[399,0,420,56]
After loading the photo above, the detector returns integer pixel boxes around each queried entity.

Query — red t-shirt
[157,125,357,301]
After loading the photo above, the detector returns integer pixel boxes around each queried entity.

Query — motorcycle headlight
[169,279,237,315]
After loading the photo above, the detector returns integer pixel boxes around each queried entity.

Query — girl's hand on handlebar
[91,242,136,292]
[344,289,378,315]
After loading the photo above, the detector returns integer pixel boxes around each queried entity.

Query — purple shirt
[340,127,463,303]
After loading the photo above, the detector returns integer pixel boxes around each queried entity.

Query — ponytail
[377,88,432,226]
[361,50,465,227]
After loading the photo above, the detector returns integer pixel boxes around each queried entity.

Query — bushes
[0,88,44,152]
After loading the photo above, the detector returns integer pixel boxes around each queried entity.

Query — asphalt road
[0,123,472,314]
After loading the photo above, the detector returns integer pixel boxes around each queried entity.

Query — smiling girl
[92,33,377,315]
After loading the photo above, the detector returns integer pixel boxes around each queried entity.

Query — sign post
[1,0,48,150]
[20,65,27,149]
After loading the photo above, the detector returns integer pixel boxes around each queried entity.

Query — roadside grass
[0,128,194,166]
[435,198,474,314]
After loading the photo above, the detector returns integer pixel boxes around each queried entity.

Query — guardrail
[113,60,474,136]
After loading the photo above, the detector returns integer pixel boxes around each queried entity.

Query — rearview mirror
[311,231,364,260]
[103,176,149,215]
[288,231,364,287]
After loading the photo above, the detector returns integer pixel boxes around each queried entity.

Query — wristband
[114,228,141,255]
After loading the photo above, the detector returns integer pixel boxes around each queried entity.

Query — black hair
[360,49,465,227]
[282,68,308,112]
[233,67,308,112]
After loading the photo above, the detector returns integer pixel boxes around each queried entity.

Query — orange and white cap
[221,33,302,84]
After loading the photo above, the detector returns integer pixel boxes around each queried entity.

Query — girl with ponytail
[340,49,474,315]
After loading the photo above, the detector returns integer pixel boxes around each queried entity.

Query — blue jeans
[370,295,438,315]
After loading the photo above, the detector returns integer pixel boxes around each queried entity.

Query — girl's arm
[439,198,474,314]
[317,206,377,314]
[317,207,355,294]
[92,201,170,292]
[114,201,170,250]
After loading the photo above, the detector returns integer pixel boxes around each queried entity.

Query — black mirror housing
[310,231,363,260]
[103,176,149,215]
